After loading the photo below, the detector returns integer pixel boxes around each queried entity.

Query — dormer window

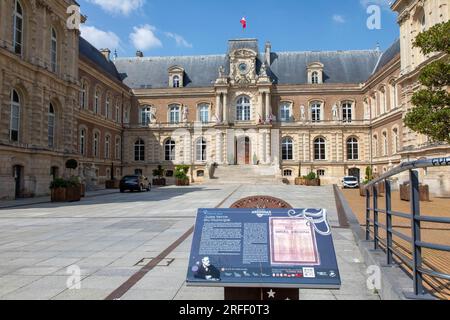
[307,62,324,84]
[168,66,184,88]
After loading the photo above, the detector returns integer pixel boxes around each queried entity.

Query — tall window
[279,102,292,122]
[48,103,55,148]
[115,102,120,123]
[311,71,319,84]
[80,81,87,109]
[93,132,99,157]
[115,137,121,160]
[173,75,180,88]
[141,106,152,126]
[282,137,293,160]
[94,89,100,114]
[347,137,359,160]
[196,138,207,162]
[342,102,353,123]
[134,139,145,161]
[382,131,388,156]
[13,0,23,55]
[373,135,378,157]
[169,105,180,124]
[80,128,86,155]
[50,28,57,73]
[311,101,322,122]
[198,104,209,123]
[105,135,110,159]
[10,89,20,142]
[236,96,251,121]
[379,87,387,114]
[389,81,397,109]
[314,138,326,160]
[392,128,399,154]
[105,95,110,119]
[165,139,176,161]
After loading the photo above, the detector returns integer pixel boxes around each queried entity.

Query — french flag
[240,17,247,29]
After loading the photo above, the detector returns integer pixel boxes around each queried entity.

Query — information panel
[186,208,341,289]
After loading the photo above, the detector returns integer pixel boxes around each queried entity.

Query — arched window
[311,71,319,84]
[10,89,20,142]
[314,138,326,160]
[140,106,152,126]
[50,27,57,73]
[373,134,378,157]
[310,101,322,122]
[13,0,24,55]
[134,139,145,161]
[115,137,121,160]
[382,131,388,156]
[80,128,86,155]
[48,103,55,148]
[279,102,292,122]
[282,137,293,160]
[93,132,99,158]
[196,138,207,162]
[392,128,399,154]
[198,104,209,123]
[173,75,180,88]
[115,101,120,123]
[105,95,110,119]
[347,137,359,160]
[105,135,111,159]
[342,101,353,123]
[169,104,180,123]
[94,89,100,114]
[80,80,87,109]
[379,87,387,114]
[236,96,251,121]
[389,80,397,109]
[165,139,176,161]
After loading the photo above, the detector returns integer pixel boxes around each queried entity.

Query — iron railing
[364,157,450,300]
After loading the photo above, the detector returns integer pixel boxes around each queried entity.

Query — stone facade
[0,0,448,199]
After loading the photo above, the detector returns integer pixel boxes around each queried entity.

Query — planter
[176,179,190,186]
[359,183,385,197]
[105,180,120,189]
[152,178,166,186]
[51,187,67,202]
[66,186,81,202]
[80,184,86,197]
[295,177,304,186]
[294,178,320,186]
[400,183,430,202]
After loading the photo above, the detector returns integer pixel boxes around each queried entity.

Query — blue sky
[79,0,399,58]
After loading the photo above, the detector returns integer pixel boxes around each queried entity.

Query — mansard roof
[79,37,124,82]
[372,39,401,74]
[113,39,401,89]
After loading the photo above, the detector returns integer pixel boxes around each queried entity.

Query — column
[216,131,223,164]
[265,92,271,121]
[215,94,221,122]
[271,129,279,167]
[257,91,264,124]
[223,93,228,124]
[185,132,192,164]
[226,129,235,165]
[258,131,265,164]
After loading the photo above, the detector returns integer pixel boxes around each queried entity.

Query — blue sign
[186,208,341,289]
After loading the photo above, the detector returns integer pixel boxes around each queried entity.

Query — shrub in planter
[152,165,166,186]
[301,172,321,186]
[49,177,81,202]
[175,165,190,186]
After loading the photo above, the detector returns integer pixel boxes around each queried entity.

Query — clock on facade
[238,63,249,74]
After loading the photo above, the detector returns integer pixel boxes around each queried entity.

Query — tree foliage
[404,21,450,144]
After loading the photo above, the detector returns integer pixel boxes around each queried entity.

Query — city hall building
[0,0,449,199]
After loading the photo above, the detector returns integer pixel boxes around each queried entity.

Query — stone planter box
[105,180,120,189]
[152,178,166,186]
[294,178,321,186]
[176,179,190,186]
[400,183,430,202]
[51,188,66,202]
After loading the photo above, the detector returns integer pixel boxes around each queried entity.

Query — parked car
[342,176,359,189]
[119,175,151,193]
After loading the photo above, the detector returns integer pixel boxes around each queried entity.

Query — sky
[79,0,400,58]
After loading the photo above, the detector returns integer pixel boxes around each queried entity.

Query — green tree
[404,21,450,144]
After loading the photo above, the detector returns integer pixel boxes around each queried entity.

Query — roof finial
[113,49,118,61]
[375,42,380,51]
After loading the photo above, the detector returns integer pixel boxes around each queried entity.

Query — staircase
[209,165,283,185]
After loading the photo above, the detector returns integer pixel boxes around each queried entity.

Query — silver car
[342,176,359,188]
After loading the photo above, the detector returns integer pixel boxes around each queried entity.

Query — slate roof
[113,39,400,89]
[372,39,401,74]
[79,37,123,82]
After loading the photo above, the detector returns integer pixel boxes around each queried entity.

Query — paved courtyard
[0,185,379,300]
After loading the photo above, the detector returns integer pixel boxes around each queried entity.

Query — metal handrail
[364,156,450,300]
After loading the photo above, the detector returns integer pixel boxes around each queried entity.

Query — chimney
[100,48,111,61]
[265,41,271,66]
[136,50,144,58]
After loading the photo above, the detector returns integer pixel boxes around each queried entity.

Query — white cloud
[332,15,346,23]
[164,32,193,48]
[80,25,120,50]
[360,0,392,9]
[87,0,145,16]
[130,25,162,51]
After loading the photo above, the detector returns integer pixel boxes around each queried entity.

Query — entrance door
[349,168,360,181]
[13,165,23,199]
[236,137,251,165]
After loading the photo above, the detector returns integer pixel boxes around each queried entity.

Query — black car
[119,175,151,193]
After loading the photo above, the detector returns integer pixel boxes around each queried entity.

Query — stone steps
[210,165,283,185]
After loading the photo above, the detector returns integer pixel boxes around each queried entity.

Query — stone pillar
[265,92,272,121]
[258,131,265,164]
[223,93,228,124]
[216,131,223,164]
[184,132,192,164]
[257,91,264,124]
[226,129,235,165]
[271,129,280,167]
[215,94,221,122]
